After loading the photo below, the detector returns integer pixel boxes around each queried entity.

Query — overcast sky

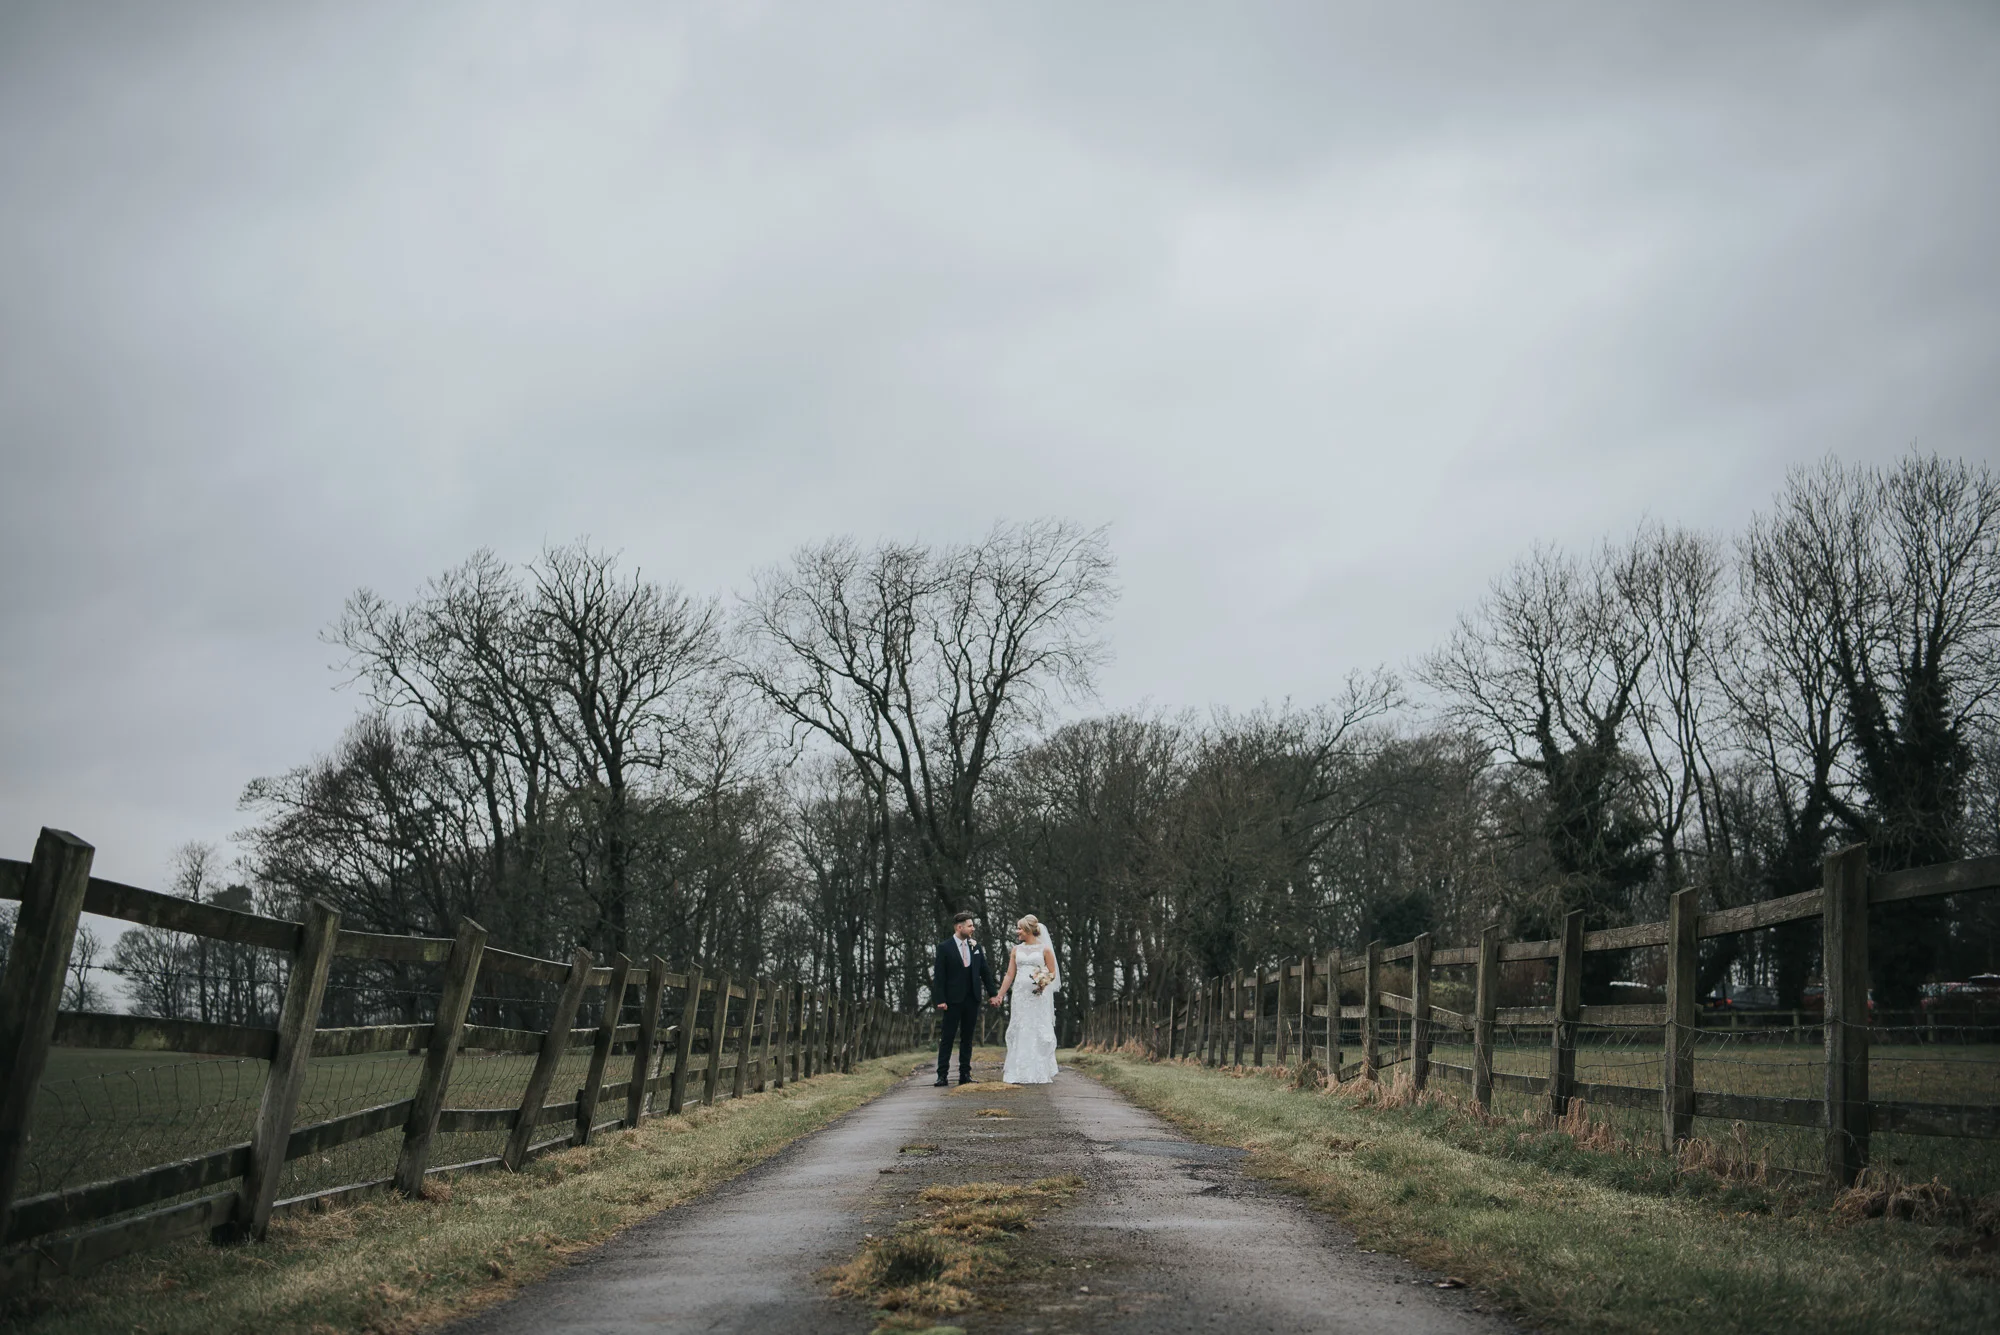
[3,1,1997,891]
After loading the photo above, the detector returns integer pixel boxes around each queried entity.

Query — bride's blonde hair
[1016,914,1043,939]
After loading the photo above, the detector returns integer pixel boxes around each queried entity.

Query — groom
[933,911,993,1086]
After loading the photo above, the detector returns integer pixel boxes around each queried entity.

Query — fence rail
[0,827,924,1293]
[1083,843,2000,1187]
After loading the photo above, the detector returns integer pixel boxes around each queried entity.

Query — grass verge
[1070,1051,2000,1335]
[5,1056,920,1335]
[828,1176,1084,1329]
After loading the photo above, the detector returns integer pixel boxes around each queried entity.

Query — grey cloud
[2,0,1996,885]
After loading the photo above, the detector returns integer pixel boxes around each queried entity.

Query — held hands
[988,995,1002,1007]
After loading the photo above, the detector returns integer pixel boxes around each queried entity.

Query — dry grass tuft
[926,1203,1036,1238]
[827,1227,991,1313]
[972,1107,1012,1118]
[831,1177,1084,1318]
[1674,1121,1770,1185]
[916,1176,1082,1207]
[1832,1169,1963,1225]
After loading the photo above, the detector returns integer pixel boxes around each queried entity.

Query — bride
[991,914,1060,1084]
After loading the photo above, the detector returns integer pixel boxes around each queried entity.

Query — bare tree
[1749,453,2000,1002]
[334,550,557,912]
[528,542,722,955]
[738,520,1116,921]
[62,922,103,1011]
[1421,539,1655,929]
[1625,524,1734,895]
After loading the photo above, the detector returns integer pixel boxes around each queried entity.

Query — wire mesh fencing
[25,1058,267,1199]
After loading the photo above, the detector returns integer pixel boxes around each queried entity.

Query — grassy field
[1071,1051,2000,1335]
[24,1045,651,1204]
[1418,1032,2000,1191]
[5,1054,922,1335]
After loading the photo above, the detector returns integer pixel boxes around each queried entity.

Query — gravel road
[445,1053,1510,1334]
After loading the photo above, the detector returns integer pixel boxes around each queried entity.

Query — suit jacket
[934,937,993,1006]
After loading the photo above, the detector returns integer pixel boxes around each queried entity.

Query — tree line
[82,455,1998,1035]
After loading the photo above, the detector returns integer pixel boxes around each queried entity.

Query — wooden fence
[1084,843,2000,1186]
[0,827,924,1292]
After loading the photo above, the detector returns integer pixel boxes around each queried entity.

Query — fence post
[229,899,341,1239]
[1325,950,1342,1076]
[503,947,593,1170]
[626,955,668,1127]
[1474,926,1499,1112]
[1194,978,1210,1065]
[1200,971,1216,1063]
[1297,955,1312,1070]
[577,953,632,1146]
[704,972,733,1104]
[1412,933,1433,1093]
[1362,941,1382,1081]
[772,983,791,1089]
[794,986,809,1078]
[0,828,95,1238]
[1251,969,1267,1067]
[1220,970,1235,1067]
[757,982,777,1091]
[731,977,758,1100]
[1219,972,1232,1066]
[792,985,809,1079]
[820,988,832,1074]
[1548,910,1584,1118]
[1824,843,1871,1185]
[800,987,816,1078]
[817,988,830,1074]
[1274,961,1291,1067]
[667,965,703,1114]
[395,915,487,1195]
[1662,891,1697,1149]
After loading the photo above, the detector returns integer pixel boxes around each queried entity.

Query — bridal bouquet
[1030,967,1056,995]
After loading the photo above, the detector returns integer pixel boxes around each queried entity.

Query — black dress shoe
[933,1078,950,1087]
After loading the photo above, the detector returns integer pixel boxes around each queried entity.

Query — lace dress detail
[1002,941,1060,1084]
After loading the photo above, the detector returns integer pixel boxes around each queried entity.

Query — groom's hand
[936,1003,947,1011]
[988,996,1001,1007]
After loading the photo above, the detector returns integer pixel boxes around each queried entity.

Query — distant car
[1801,984,1875,1015]
[1707,985,1779,1011]
[1921,976,2000,1016]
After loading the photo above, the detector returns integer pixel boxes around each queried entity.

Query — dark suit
[934,936,993,1082]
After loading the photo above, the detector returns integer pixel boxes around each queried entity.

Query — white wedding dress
[1002,939,1060,1084]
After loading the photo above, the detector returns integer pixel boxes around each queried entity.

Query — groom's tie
[957,938,970,969]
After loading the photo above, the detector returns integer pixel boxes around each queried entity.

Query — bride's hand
[988,996,1002,1007]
